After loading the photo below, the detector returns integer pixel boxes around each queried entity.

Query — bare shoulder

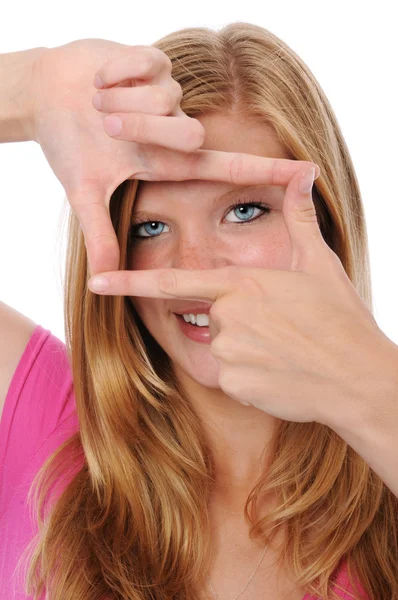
[0,300,37,423]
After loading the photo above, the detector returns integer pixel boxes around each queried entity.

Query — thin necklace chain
[206,544,268,600]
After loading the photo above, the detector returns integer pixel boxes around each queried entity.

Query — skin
[128,111,294,510]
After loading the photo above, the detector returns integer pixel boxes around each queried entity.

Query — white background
[1,0,397,346]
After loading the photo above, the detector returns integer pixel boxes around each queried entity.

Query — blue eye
[135,221,166,238]
[130,201,271,240]
[227,203,259,222]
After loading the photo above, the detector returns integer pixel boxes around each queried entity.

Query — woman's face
[127,113,293,389]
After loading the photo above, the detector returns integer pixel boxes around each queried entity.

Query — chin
[162,337,222,389]
[133,306,222,390]
[176,354,221,389]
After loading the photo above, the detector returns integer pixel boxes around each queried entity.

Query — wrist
[326,338,398,437]
[0,46,48,143]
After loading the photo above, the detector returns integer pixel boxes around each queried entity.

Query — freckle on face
[126,112,294,383]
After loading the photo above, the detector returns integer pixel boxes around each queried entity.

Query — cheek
[234,228,293,270]
[128,244,166,272]
[127,221,292,272]
[127,247,165,323]
[129,297,160,327]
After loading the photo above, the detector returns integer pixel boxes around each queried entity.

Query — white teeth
[196,314,210,327]
[182,313,194,323]
[182,313,209,327]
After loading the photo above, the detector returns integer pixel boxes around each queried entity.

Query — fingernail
[88,276,109,293]
[299,167,315,194]
[92,92,102,109]
[104,116,122,136]
[94,73,104,88]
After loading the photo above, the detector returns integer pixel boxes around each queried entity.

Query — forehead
[135,181,281,208]
[136,112,290,202]
[198,112,289,157]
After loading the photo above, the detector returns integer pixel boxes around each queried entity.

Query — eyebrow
[131,184,275,221]
[213,184,273,201]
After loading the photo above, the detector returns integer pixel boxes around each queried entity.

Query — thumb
[283,166,326,272]
[66,189,121,278]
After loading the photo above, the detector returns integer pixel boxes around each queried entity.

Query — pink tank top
[0,324,369,599]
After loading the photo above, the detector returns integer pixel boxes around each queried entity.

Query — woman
[0,22,397,600]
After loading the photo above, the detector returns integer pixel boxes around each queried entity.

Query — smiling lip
[172,304,212,316]
[174,313,211,343]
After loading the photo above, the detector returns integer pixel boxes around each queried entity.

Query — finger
[140,148,319,186]
[94,46,172,89]
[125,145,319,185]
[92,83,181,116]
[282,166,334,274]
[189,151,321,186]
[93,78,186,116]
[88,266,239,299]
[93,86,169,115]
[67,190,121,277]
[103,112,205,152]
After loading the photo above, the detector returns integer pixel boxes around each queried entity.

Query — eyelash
[129,199,272,240]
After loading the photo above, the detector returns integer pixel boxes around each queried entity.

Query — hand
[30,39,319,277]
[87,164,396,428]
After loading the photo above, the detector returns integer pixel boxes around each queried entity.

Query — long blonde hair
[19,21,398,600]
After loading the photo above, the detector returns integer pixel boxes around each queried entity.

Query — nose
[171,236,235,271]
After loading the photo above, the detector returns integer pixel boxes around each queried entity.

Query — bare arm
[0,47,47,421]
[0,302,37,422]
[0,46,47,143]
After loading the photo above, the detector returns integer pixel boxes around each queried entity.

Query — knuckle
[162,53,173,73]
[211,336,227,358]
[136,53,154,77]
[217,365,236,390]
[295,205,318,223]
[158,269,178,294]
[241,275,260,292]
[129,113,147,140]
[148,47,172,73]
[229,154,245,185]
[171,79,183,103]
[153,86,172,114]
[185,118,206,150]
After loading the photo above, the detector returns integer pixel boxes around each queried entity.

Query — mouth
[173,313,211,344]
[174,314,208,327]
